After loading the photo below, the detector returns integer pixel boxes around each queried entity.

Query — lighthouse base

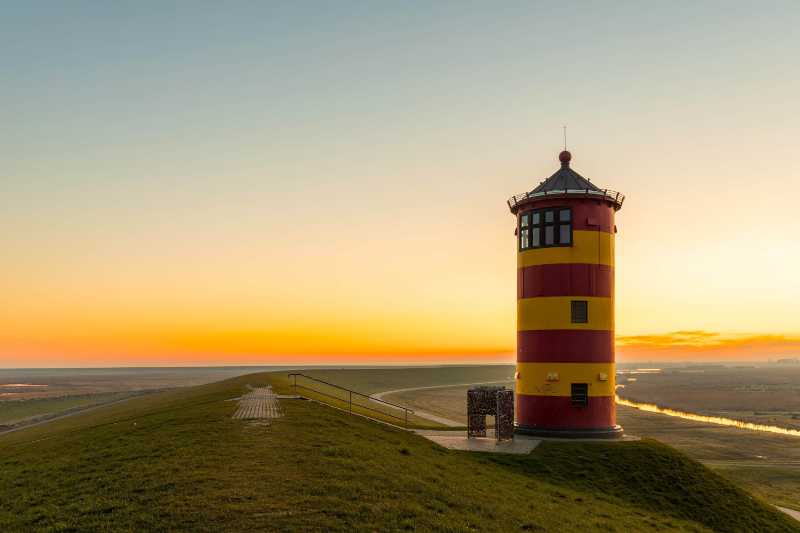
[515,424,623,439]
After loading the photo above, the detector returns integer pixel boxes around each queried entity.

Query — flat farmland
[618,365,800,430]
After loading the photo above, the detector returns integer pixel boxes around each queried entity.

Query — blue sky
[2,1,799,365]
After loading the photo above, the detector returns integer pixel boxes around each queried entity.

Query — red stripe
[516,394,615,429]
[517,330,614,363]
[517,198,615,233]
[518,263,613,299]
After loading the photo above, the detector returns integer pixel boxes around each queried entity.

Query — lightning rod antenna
[563,125,567,151]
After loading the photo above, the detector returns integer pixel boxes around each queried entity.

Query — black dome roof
[530,155,600,194]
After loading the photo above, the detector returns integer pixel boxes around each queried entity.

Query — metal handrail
[288,373,414,427]
[507,188,625,210]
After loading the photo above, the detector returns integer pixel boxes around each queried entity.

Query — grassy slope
[0,372,795,532]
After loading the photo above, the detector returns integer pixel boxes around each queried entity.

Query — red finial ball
[559,150,571,164]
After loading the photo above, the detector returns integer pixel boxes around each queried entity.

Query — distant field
[618,365,800,430]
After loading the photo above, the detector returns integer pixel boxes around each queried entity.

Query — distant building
[776,358,800,365]
[508,150,624,438]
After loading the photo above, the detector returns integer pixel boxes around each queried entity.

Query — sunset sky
[3,2,799,367]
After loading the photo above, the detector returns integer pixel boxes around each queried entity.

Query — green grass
[0,372,795,532]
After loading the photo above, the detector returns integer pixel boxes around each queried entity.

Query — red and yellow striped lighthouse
[508,150,624,438]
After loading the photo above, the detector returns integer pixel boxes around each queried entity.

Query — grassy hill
[0,372,796,532]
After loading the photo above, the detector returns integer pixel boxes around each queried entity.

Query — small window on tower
[571,383,589,407]
[571,300,588,323]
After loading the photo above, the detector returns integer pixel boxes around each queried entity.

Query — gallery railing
[507,188,625,211]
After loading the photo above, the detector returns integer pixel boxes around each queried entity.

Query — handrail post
[349,391,352,414]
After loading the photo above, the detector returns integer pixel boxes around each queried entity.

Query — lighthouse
[508,150,624,438]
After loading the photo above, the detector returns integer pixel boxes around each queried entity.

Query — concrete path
[233,386,282,420]
[777,506,800,522]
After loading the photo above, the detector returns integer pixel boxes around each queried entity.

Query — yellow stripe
[518,230,614,268]
[518,296,613,331]
[516,362,615,396]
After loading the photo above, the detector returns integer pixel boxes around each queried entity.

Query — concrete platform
[537,433,641,443]
[415,429,541,455]
[415,429,641,454]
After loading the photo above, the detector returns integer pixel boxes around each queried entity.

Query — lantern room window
[519,207,572,250]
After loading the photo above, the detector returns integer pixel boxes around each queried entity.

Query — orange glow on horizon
[3,321,798,367]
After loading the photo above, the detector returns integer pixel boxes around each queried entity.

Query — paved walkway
[233,386,282,420]
[777,506,800,522]
[415,429,541,455]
